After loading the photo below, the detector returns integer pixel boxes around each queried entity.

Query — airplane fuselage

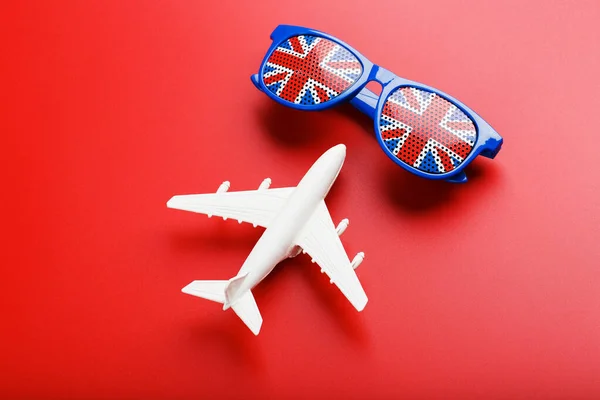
[227,145,346,306]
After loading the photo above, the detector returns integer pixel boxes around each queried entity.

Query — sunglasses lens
[379,87,477,174]
[261,35,363,106]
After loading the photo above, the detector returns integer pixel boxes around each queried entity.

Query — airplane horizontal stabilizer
[231,290,263,335]
[181,280,228,304]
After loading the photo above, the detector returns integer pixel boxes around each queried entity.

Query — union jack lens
[378,87,478,174]
[261,35,363,106]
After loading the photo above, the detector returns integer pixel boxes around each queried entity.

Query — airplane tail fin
[181,274,263,335]
[224,273,249,309]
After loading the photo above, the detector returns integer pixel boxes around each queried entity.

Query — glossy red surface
[1,1,599,398]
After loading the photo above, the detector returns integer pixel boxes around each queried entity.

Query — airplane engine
[351,252,364,270]
[258,178,271,190]
[217,181,230,193]
[336,218,349,236]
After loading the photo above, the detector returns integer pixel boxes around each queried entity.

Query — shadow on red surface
[185,317,265,374]
[382,161,501,213]
[257,101,502,213]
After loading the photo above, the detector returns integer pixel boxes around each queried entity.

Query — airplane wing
[295,201,368,311]
[167,186,295,228]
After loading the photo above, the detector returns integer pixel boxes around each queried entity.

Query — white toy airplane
[167,144,367,335]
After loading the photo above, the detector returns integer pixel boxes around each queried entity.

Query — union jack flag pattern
[261,35,362,106]
[379,87,478,174]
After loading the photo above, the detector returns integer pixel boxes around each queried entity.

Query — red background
[2,1,600,398]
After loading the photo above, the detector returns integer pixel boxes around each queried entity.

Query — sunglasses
[251,25,503,183]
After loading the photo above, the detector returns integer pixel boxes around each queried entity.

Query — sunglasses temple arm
[349,87,379,120]
[251,74,263,91]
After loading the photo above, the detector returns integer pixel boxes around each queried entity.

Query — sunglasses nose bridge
[371,66,396,86]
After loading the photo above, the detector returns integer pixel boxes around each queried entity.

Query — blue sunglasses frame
[251,25,503,183]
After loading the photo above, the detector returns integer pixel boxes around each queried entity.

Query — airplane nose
[331,144,346,157]
[314,144,347,170]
